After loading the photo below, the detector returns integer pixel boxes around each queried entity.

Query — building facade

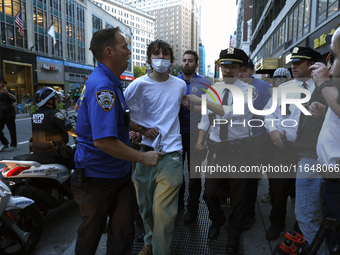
[120,0,201,66]
[0,0,133,102]
[199,40,205,76]
[250,0,340,74]
[91,0,155,67]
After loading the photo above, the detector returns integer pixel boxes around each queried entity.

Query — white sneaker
[0,145,9,151]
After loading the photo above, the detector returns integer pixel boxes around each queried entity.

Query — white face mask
[151,59,171,73]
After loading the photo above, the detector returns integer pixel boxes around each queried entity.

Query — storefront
[36,56,64,92]
[120,72,135,90]
[64,61,94,92]
[0,47,35,102]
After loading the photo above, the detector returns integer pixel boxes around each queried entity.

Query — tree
[133,66,146,78]
[170,66,182,76]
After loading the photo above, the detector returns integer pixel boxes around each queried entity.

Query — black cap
[217,48,248,66]
[0,77,7,84]
[245,59,254,69]
[290,46,321,63]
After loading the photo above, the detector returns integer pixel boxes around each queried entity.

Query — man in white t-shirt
[124,40,186,255]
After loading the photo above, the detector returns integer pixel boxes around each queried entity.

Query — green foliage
[133,66,147,78]
[170,66,183,76]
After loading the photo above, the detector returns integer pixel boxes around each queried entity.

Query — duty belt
[207,137,251,154]
[140,144,154,152]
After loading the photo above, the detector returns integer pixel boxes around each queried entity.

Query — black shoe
[242,217,255,231]
[226,236,240,254]
[134,222,145,242]
[208,220,225,240]
[183,211,197,224]
[265,224,285,241]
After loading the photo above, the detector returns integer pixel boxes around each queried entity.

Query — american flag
[15,11,24,37]
[229,34,235,48]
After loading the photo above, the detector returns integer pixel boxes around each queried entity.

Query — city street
[0,114,296,255]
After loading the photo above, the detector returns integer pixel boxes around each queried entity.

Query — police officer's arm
[130,121,159,139]
[189,94,225,116]
[94,137,161,166]
[264,98,286,149]
[310,62,340,117]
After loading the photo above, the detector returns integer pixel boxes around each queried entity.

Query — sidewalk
[62,175,296,255]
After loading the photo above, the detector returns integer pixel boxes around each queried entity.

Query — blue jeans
[296,157,325,254]
[323,179,340,255]
[134,152,183,255]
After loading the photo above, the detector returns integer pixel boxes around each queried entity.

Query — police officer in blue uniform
[71,27,161,255]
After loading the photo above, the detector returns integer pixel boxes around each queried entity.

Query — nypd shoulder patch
[252,88,258,100]
[54,112,65,120]
[96,90,115,112]
[267,87,273,96]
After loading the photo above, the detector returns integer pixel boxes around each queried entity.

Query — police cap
[217,48,248,66]
[290,46,321,63]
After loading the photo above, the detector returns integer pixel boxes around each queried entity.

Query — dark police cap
[0,77,7,84]
[245,59,255,69]
[290,46,321,62]
[217,48,248,66]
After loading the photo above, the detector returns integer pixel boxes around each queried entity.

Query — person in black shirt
[31,87,77,168]
[0,77,17,151]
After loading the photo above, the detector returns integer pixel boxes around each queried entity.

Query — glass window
[304,0,311,35]
[37,9,43,27]
[317,0,339,24]
[4,0,13,16]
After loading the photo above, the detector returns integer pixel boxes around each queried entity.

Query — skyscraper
[120,0,200,66]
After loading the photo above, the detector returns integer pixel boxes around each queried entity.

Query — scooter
[1,153,74,215]
[0,179,43,254]
[1,112,77,215]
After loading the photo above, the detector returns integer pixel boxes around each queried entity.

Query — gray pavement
[61,175,296,255]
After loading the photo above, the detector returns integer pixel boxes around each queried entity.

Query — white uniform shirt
[317,108,340,166]
[197,79,254,142]
[264,78,315,142]
[124,74,186,154]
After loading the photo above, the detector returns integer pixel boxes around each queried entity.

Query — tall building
[0,0,133,100]
[199,40,205,76]
[250,0,340,75]
[91,0,155,67]
[119,0,201,66]
[235,0,253,55]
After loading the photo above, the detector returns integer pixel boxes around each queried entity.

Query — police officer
[31,87,76,168]
[194,48,254,254]
[264,46,321,241]
[71,27,161,255]
[178,50,209,223]
[239,59,272,230]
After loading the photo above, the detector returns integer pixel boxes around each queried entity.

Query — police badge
[54,112,65,120]
[292,47,299,53]
[96,90,115,112]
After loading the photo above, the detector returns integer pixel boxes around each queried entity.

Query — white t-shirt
[124,74,186,154]
[317,108,340,166]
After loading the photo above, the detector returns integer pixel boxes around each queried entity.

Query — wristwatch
[319,81,335,91]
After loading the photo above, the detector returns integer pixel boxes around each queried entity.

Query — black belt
[140,144,154,152]
[207,137,251,146]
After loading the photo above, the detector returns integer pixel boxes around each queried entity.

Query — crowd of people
[72,26,340,255]
[2,24,339,255]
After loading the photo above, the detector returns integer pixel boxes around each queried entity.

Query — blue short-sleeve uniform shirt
[75,62,131,179]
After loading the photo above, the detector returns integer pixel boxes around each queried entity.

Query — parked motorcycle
[1,154,74,215]
[1,112,77,215]
[0,179,43,254]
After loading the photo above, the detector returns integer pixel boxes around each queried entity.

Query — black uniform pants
[267,144,298,227]
[179,132,207,213]
[204,139,250,237]
[71,171,134,255]
[0,116,17,147]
